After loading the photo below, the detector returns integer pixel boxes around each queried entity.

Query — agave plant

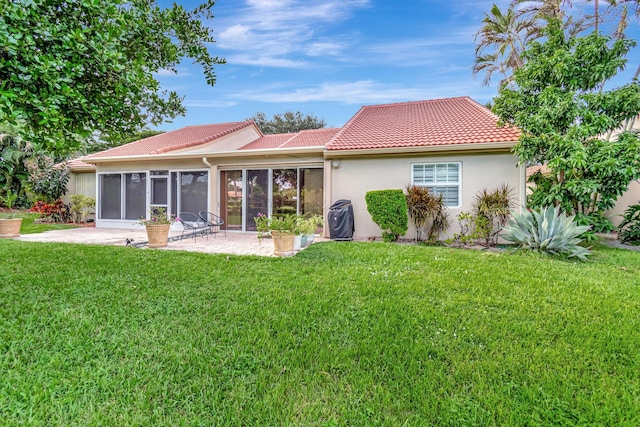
[502,206,592,261]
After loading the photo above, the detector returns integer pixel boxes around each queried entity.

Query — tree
[0,123,36,207]
[493,19,640,231]
[248,111,326,134]
[0,0,225,155]
[474,1,614,86]
[473,3,539,85]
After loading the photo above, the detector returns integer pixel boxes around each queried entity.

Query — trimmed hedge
[365,189,408,242]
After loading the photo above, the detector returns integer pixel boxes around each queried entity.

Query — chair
[199,211,226,237]
[178,212,209,242]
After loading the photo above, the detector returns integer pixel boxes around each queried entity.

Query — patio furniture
[199,211,226,237]
[178,212,209,241]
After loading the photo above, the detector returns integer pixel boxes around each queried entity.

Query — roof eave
[85,146,326,164]
[323,141,518,158]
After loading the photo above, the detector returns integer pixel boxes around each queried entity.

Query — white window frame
[411,162,462,208]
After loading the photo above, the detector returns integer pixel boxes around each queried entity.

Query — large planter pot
[145,224,171,248]
[0,218,23,238]
[272,231,295,257]
[293,234,302,251]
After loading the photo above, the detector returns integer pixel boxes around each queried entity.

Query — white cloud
[214,0,370,68]
[183,100,238,108]
[225,54,308,68]
[229,79,486,105]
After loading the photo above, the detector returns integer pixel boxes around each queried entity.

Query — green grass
[1,240,639,425]
[8,213,77,234]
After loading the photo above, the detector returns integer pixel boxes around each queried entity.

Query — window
[412,162,461,207]
[99,173,146,220]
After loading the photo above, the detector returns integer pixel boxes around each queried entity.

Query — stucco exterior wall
[64,171,96,202]
[329,151,524,240]
[607,180,640,226]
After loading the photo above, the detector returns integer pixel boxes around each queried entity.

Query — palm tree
[473,3,539,86]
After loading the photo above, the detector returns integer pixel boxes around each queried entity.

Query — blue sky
[154,0,640,131]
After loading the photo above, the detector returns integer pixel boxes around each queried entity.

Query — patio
[16,227,326,257]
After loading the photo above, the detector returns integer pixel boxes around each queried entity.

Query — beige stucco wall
[64,171,96,202]
[62,171,97,220]
[606,180,640,226]
[329,151,524,240]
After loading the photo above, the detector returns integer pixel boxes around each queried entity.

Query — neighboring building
[80,97,526,240]
[63,157,96,201]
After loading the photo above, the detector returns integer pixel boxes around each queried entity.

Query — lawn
[4,213,77,234]
[1,240,639,425]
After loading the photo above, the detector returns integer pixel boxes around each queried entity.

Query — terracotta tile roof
[240,128,340,150]
[326,97,520,151]
[66,157,96,171]
[240,134,292,150]
[85,122,255,159]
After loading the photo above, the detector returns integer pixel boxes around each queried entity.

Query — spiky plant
[405,185,449,242]
[473,183,514,247]
[502,205,592,261]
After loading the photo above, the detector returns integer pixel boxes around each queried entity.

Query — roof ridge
[277,132,300,148]
[361,96,472,110]
[152,121,254,154]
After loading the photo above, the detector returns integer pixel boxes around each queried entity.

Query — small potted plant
[139,207,175,248]
[305,214,323,245]
[293,215,305,251]
[0,190,23,238]
[254,214,296,256]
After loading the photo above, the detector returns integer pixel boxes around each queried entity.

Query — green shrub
[502,206,592,261]
[25,155,70,203]
[69,194,96,223]
[445,211,482,247]
[617,203,640,245]
[405,185,449,243]
[365,189,408,242]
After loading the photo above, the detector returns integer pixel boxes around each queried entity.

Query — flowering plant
[139,207,176,226]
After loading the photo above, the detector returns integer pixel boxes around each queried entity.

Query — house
[79,97,526,239]
[63,158,96,206]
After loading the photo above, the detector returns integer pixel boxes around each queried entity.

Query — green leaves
[0,0,225,155]
[365,189,408,242]
[494,18,640,227]
[503,206,592,260]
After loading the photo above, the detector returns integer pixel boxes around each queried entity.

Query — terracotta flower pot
[0,218,23,238]
[271,231,295,256]
[145,223,171,248]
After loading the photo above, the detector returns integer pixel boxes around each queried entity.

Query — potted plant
[293,215,305,250]
[139,207,175,248]
[304,214,323,245]
[0,190,22,238]
[254,214,296,256]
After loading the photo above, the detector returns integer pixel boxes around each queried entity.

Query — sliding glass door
[220,167,323,232]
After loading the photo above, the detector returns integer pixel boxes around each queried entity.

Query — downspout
[202,157,213,168]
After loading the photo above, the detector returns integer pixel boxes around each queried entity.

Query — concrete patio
[15,227,327,257]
